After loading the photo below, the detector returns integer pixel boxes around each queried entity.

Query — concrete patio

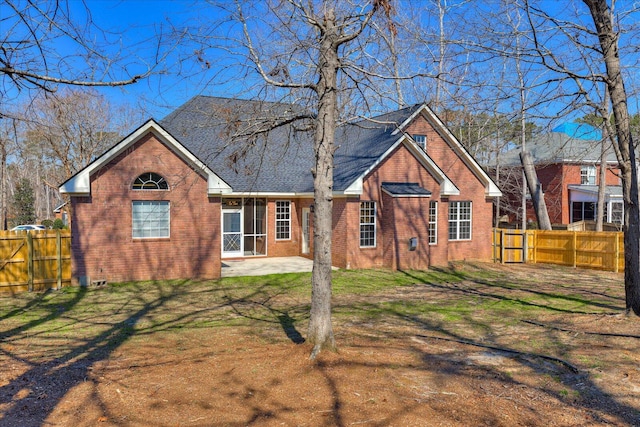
[221,256,316,277]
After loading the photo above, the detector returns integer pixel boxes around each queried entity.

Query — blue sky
[4,1,639,126]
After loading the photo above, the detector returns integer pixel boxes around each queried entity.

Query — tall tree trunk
[596,90,611,232]
[0,140,5,230]
[308,10,338,359]
[520,151,552,230]
[584,0,640,315]
[595,137,608,232]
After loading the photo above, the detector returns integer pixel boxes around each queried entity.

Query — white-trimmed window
[428,201,438,245]
[133,172,168,190]
[580,165,596,185]
[275,200,291,240]
[448,201,472,241]
[360,201,376,247]
[413,134,427,151]
[132,201,170,238]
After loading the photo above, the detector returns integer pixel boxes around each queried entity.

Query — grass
[0,263,626,360]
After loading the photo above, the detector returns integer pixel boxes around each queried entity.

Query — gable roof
[59,119,232,195]
[499,131,617,167]
[394,105,502,197]
[60,96,500,199]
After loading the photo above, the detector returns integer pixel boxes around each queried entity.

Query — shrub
[52,218,66,229]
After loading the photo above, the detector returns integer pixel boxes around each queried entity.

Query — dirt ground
[1,263,639,426]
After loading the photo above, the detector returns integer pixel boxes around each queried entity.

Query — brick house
[59,96,501,284]
[498,124,623,228]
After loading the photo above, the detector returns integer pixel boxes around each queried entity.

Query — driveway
[221,256,315,277]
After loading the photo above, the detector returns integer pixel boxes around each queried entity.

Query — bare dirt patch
[0,263,639,426]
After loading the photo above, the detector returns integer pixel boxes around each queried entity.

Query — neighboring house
[497,123,623,228]
[53,202,70,227]
[59,96,501,284]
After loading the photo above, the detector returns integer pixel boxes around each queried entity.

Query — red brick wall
[339,128,495,270]
[381,193,432,270]
[265,198,301,257]
[70,132,221,283]
[406,116,495,263]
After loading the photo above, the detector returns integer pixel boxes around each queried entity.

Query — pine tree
[12,178,36,226]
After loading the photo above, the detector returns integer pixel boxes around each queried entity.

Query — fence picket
[493,229,624,273]
[0,230,72,293]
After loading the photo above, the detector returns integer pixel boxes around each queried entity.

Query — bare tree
[582,0,640,315]
[24,89,140,180]
[0,0,155,102]
[188,0,397,358]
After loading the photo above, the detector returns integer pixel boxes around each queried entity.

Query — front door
[222,209,242,257]
[302,208,310,254]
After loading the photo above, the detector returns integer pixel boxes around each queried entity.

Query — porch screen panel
[244,198,267,255]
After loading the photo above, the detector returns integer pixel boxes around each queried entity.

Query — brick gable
[71,132,221,283]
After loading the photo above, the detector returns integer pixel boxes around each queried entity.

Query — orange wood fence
[0,230,72,294]
[493,229,624,273]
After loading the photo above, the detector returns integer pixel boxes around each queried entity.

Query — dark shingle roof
[500,132,616,167]
[160,96,420,193]
[381,182,432,197]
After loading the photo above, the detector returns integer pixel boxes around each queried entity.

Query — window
[132,201,170,238]
[428,201,438,245]
[360,201,376,247]
[413,134,427,151]
[275,200,291,240]
[448,201,472,240]
[580,166,596,185]
[133,172,168,190]
[610,201,623,225]
[571,201,595,222]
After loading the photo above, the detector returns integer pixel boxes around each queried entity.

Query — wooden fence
[493,228,624,273]
[0,230,72,294]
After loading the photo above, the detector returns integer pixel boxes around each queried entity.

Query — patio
[221,256,315,277]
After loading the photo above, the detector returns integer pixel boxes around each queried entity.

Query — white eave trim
[344,135,460,196]
[59,119,232,196]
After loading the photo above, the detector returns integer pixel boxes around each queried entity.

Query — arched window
[133,172,168,190]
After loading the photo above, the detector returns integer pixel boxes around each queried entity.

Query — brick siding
[70,132,221,283]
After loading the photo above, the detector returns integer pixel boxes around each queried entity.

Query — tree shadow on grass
[0,283,187,426]
[378,268,640,426]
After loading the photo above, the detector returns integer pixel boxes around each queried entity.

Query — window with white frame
[428,201,438,244]
[359,201,376,247]
[610,201,623,225]
[580,165,596,185]
[448,201,472,240]
[275,200,291,240]
[413,134,427,151]
[132,201,170,238]
[133,172,168,190]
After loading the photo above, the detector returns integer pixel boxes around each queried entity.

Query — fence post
[572,231,577,268]
[615,232,620,273]
[529,231,535,264]
[27,232,34,292]
[500,229,505,264]
[56,230,62,290]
